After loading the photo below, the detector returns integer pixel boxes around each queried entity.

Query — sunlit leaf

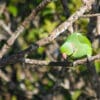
[8,5,18,16]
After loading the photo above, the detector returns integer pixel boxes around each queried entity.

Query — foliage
[0,0,100,100]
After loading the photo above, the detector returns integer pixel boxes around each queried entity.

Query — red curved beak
[62,53,67,59]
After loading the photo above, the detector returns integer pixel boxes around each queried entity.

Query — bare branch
[81,13,100,18]
[60,0,74,33]
[73,54,100,66]
[0,20,13,35]
[96,16,100,35]
[13,53,100,67]
[0,3,6,15]
[0,44,38,68]
[36,0,95,46]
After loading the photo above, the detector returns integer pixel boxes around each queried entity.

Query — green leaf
[38,47,45,54]
[72,90,82,100]
[8,5,18,16]
[43,19,58,33]
[42,2,56,16]
[12,95,17,100]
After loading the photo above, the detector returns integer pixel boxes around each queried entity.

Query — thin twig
[0,20,13,35]
[81,13,100,18]
[0,3,6,15]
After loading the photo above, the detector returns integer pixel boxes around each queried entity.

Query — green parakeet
[60,33,92,59]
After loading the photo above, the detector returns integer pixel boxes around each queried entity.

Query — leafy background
[0,0,100,100]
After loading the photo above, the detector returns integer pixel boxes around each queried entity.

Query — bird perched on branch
[60,33,92,59]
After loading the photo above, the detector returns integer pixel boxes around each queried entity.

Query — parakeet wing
[77,33,91,46]
[72,43,92,58]
[66,33,79,42]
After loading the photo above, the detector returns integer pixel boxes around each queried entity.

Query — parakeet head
[60,42,74,59]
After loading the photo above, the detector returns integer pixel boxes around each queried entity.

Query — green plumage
[60,33,92,59]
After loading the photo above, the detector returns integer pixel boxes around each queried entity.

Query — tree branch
[0,0,96,68]
[0,0,51,58]
[36,0,95,46]
[81,13,100,18]
[0,44,38,68]
[0,52,99,68]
